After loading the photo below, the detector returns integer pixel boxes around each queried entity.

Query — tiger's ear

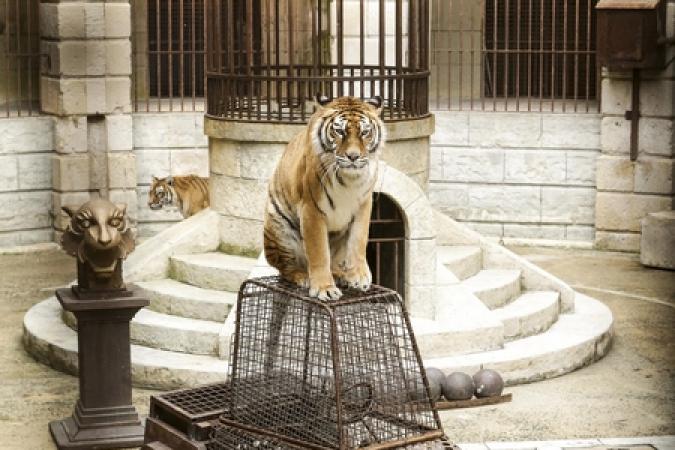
[315,93,331,108]
[366,96,383,114]
[152,176,158,183]
[166,175,174,186]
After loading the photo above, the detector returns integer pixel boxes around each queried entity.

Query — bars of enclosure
[430,0,600,113]
[0,0,40,118]
[206,0,430,123]
[131,0,207,112]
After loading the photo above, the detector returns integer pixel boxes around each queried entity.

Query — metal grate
[368,193,405,300]
[223,277,443,449]
[430,0,600,113]
[205,0,430,123]
[131,0,206,112]
[0,0,40,117]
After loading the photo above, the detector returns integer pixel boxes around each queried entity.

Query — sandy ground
[0,245,673,449]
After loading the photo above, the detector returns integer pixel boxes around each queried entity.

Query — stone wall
[134,112,209,237]
[429,110,601,243]
[594,0,675,252]
[0,117,54,247]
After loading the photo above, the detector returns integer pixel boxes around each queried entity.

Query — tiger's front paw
[309,282,342,301]
[341,264,372,292]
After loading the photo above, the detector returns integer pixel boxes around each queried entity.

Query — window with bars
[430,0,600,113]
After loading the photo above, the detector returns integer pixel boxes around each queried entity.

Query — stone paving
[0,245,673,449]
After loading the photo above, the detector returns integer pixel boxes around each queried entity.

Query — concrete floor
[0,245,673,449]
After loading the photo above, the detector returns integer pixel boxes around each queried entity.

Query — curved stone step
[131,309,222,356]
[170,252,256,291]
[424,293,613,385]
[461,269,521,309]
[23,293,612,390]
[133,279,236,322]
[23,297,229,390]
[492,291,560,340]
[437,245,482,280]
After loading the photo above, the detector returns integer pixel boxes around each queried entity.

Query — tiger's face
[148,176,174,210]
[313,96,385,180]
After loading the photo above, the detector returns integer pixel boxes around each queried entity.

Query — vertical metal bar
[376,242,381,285]
[459,1,464,111]
[492,0,497,111]
[287,0,294,120]
[393,240,399,295]
[527,0,532,111]
[409,0,418,115]
[481,0,486,111]
[275,0,281,121]
[191,0,196,110]
[27,0,33,115]
[503,0,509,111]
[248,0,254,120]
[551,0,556,111]
[156,0,161,111]
[312,0,318,98]
[337,0,344,97]
[146,1,151,112]
[16,0,22,116]
[4,0,10,117]
[362,0,366,100]
[202,0,207,111]
[585,0,591,112]
[168,0,173,111]
[573,0,579,112]
[179,0,185,111]
[516,0,521,111]
[395,0,402,115]
[470,0,476,111]
[379,0,385,100]
[539,0,544,111]
[629,69,640,161]
[267,0,273,120]
[562,0,568,112]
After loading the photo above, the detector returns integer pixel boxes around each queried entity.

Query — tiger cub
[264,95,385,300]
[148,175,209,219]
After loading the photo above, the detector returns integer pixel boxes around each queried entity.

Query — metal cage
[205,0,430,123]
[215,277,443,449]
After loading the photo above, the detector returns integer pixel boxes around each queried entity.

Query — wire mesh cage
[215,276,443,449]
[205,0,430,123]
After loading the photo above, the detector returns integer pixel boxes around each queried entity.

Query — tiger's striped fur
[148,175,209,219]
[264,96,385,300]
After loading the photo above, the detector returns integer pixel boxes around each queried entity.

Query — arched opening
[367,193,405,299]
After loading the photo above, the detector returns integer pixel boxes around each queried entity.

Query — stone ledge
[204,115,435,142]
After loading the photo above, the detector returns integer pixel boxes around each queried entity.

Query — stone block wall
[594,0,675,252]
[429,111,601,243]
[0,117,54,247]
[134,112,209,237]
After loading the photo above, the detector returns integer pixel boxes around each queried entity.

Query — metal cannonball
[441,372,475,401]
[424,367,445,402]
[473,369,504,398]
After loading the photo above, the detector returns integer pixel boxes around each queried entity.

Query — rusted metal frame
[327,307,347,449]
[219,416,333,450]
[287,0,295,121]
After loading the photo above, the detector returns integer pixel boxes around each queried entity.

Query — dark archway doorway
[367,193,406,299]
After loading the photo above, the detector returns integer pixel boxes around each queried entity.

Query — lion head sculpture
[61,199,135,295]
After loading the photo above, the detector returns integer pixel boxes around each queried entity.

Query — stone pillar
[595,1,675,252]
[40,0,137,238]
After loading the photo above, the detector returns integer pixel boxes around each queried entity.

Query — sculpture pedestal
[49,288,148,450]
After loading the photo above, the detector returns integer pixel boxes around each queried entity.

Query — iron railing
[0,0,40,118]
[131,0,207,112]
[430,0,600,113]
[205,0,431,123]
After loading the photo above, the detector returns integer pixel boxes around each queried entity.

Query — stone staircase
[23,209,613,390]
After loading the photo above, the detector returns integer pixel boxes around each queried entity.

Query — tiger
[264,95,385,300]
[147,175,209,219]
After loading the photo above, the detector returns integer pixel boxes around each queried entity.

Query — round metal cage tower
[205,0,430,122]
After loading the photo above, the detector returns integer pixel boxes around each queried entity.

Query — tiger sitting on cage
[264,95,385,300]
[147,175,209,219]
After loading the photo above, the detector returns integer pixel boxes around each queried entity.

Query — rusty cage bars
[204,0,431,123]
[0,0,40,118]
[430,0,600,113]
